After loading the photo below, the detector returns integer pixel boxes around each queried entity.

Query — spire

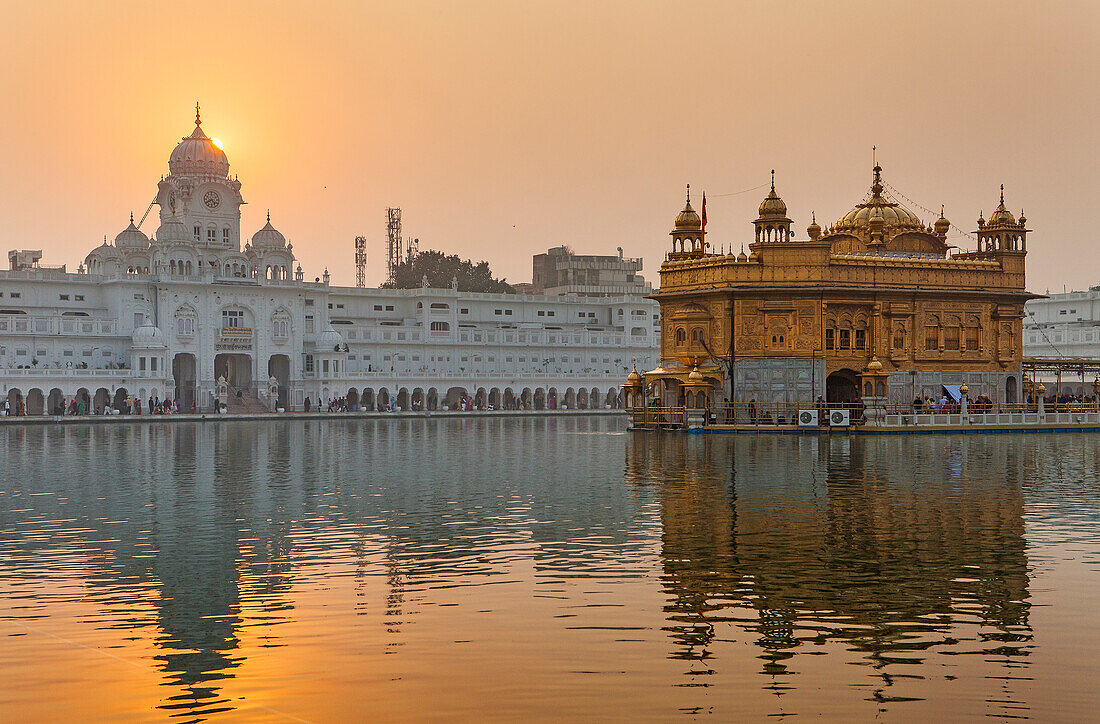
[130,211,134,224]
[686,183,691,205]
[195,101,201,127]
[940,204,945,218]
[1000,183,1005,206]
[770,169,775,192]
[267,209,271,224]
[812,211,816,223]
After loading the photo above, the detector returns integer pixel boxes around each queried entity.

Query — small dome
[807,212,822,239]
[758,171,788,218]
[251,212,287,249]
[688,366,704,382]
[674,196,701,231]
[132,322,166,347]
[156,215,190,244]
[318,325,346,350]
[627,367,642,384]
[168,106,229,177]
[986,186,1017,228]
[867,356,883,372]
[934,206,951,235]
[114,214,150,250]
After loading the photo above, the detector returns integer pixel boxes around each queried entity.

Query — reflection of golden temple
[629,168,1037,408]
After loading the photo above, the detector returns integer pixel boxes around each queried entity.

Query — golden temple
[625,165,1037,408]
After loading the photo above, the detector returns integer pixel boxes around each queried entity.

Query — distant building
[531,245,652,297]
[0,110,659,415]
[1024,287,1100,359]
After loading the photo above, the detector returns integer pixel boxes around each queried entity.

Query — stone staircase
[225,385,270,414]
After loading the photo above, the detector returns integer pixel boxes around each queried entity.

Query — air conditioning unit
[798,409,818,427]
[829,409,850,426]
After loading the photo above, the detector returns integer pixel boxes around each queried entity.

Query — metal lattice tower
[386,207,402,283]
[354,235,367,288]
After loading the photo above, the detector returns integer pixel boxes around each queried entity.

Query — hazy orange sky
[1,0,1097,291]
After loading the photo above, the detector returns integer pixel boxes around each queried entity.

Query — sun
[210,137,224,150]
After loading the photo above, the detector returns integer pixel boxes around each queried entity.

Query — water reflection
[626,433,1035,713]
[2,420,1100,720]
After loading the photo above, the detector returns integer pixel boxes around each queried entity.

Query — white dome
[317,325,345,350]
[131,323,166,347]
[251,213,287,249]
[169,115,229,177]
[156,215,190,244]
[114,215,149,250]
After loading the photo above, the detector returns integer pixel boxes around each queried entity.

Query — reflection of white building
[0,110,658,414]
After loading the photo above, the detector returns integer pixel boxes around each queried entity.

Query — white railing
[0,368,133,378]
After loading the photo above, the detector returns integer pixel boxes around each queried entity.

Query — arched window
[676,328,686,345]
[892,324,905,350]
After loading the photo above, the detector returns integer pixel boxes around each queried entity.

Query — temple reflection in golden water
[625,432,1033,711]
[626,167,1037,407]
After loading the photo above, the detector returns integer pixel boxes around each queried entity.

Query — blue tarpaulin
[943,384,962,402]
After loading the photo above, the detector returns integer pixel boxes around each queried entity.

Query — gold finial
[770,169,775,191]
[195,101,201,126]
[812,211,816,223]
[940,204,945,218]
[1000,184,1005,205]
[686,183,691,205]
[266,209,271,224]
[130,211,134,224]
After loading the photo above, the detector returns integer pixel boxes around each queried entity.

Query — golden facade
[634,166,1036,405]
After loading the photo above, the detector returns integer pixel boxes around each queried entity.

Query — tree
[382,250,515,293]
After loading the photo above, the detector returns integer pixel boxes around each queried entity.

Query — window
[177,316,194,336]
[385,305,394,311]
[207,228,216,243]
[374,305,382,311]
[925,326,939,350]
[495,309,503,315]
[273,318,289,338]
[892,326,904,349]
[838,329,851,350]
[63,349,73,357]
[431,321,450,332]
[855,329,866,350]
[223,228,230,243]
[547,311,555,317]
[59,294,69,301]
[9,292,20,298]
[460,308,469,314]
[304,354,314,373]
[538,311,545,316]
[306,299,315,306]
[222,309,243,329]
[944,326,960,351]
[305,315,315,333]
[322,359,329,374]
[328,303,333,309]
[505,309,512,316]
[151,357,158,372]
[75,295,84,301]
[194,225,201,241]
[133,313,143,328]
[430,303,449,310]
[139,357,146,371]
[676,328,686,345]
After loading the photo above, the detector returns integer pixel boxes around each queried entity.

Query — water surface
[2,418,1099,721]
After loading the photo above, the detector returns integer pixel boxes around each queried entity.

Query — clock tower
[155,103,245,251]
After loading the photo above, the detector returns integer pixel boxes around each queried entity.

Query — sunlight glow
[211,137,224,150]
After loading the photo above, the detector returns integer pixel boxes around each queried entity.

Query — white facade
[1023,287,1100,359]
[0,113,658,414]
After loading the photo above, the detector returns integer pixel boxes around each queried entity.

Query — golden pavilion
[625,165,1036,408]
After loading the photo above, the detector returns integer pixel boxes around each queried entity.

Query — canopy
[942,384,962,402]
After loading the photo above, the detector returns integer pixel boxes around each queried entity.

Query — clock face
[203,190,221,209]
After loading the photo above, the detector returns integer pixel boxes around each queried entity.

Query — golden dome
[757,170,788,218]
[807,211,822,239]
[986,185,1017,228]
[688,366,703,382]
[834,164,924,234]
[867,356,883,372]
[674,185,701,231]
[627,365,642,384]
[934,206,951,235]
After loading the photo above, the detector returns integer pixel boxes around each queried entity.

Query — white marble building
[1024,287,1100,360]
[0,111,658,414]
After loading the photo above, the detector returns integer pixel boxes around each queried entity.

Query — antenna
[386,207,402,283]
[355,235,367,288]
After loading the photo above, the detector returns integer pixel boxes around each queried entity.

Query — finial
[812,211,816,223]
[872,145,876,166]
[130,211,134,224]
[1000,184,1005,205]
[686,183,691,205]
[770,169,775,191]
[940,204,945,218]
[195,101,201,126]
[266,209,271,224]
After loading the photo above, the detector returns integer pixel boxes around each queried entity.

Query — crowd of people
[0,394,194,417]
